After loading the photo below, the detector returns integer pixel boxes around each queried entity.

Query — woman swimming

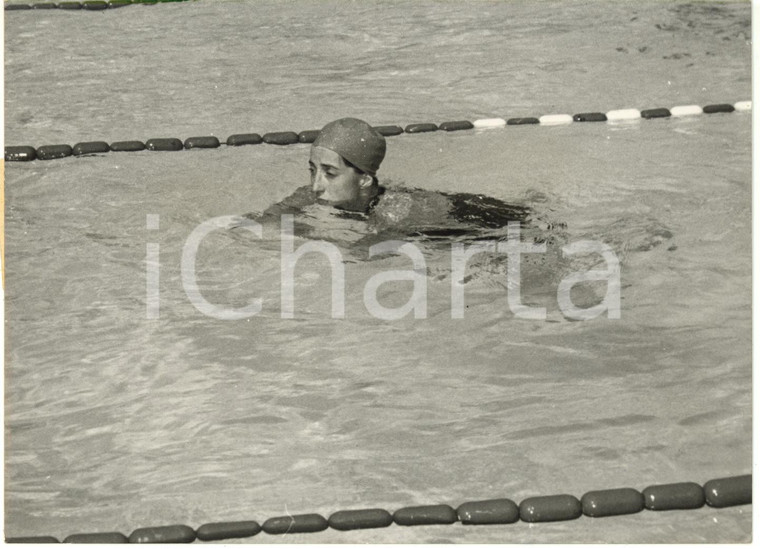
[258,117,538,246]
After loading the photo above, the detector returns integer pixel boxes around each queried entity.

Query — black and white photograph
[2,0,753,543]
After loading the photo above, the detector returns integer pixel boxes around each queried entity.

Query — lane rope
[4,100,751,163]
[5,0,190,10]
[4,474,751,542]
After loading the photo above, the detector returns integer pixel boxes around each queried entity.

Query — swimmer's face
[309,146,374,209]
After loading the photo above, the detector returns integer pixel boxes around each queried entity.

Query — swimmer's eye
[308,165,338,176]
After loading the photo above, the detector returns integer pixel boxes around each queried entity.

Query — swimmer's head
[313,117,386,176]
[309,118,386,211]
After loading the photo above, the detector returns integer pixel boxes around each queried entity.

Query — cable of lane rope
[4,100,751,163]
[4,474,752,543]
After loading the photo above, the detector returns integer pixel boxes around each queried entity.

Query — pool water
[4,0,752,543]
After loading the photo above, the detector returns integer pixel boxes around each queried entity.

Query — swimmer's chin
[315,195,369,213]
[315,196,338,207]
[316,197,353,210]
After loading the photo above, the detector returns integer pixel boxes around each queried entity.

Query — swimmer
[257,117,542,244]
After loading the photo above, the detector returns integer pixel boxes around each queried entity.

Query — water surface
[4,0,751,543]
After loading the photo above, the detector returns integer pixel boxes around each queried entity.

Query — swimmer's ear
[358,173,375,189]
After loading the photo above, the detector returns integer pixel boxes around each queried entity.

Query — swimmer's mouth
[315,196,334,206]
[315,195,346,208]
[316,197,356,213]
[315,193,364,212]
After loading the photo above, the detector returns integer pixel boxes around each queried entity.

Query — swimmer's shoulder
[370,186,416,225]
[373,186,451,224]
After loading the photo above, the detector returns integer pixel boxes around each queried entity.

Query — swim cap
[312,117,386,176]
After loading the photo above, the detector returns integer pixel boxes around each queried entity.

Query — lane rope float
[3,474,751,543]
[4,100,751,163]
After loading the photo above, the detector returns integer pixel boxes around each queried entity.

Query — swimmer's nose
[312,172,326,193]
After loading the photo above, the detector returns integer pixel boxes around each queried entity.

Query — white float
[734,100,752,111]
[606,108,641,121]
[670,104,703,117]
[472,118,507,129]
[538,114,573,126]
